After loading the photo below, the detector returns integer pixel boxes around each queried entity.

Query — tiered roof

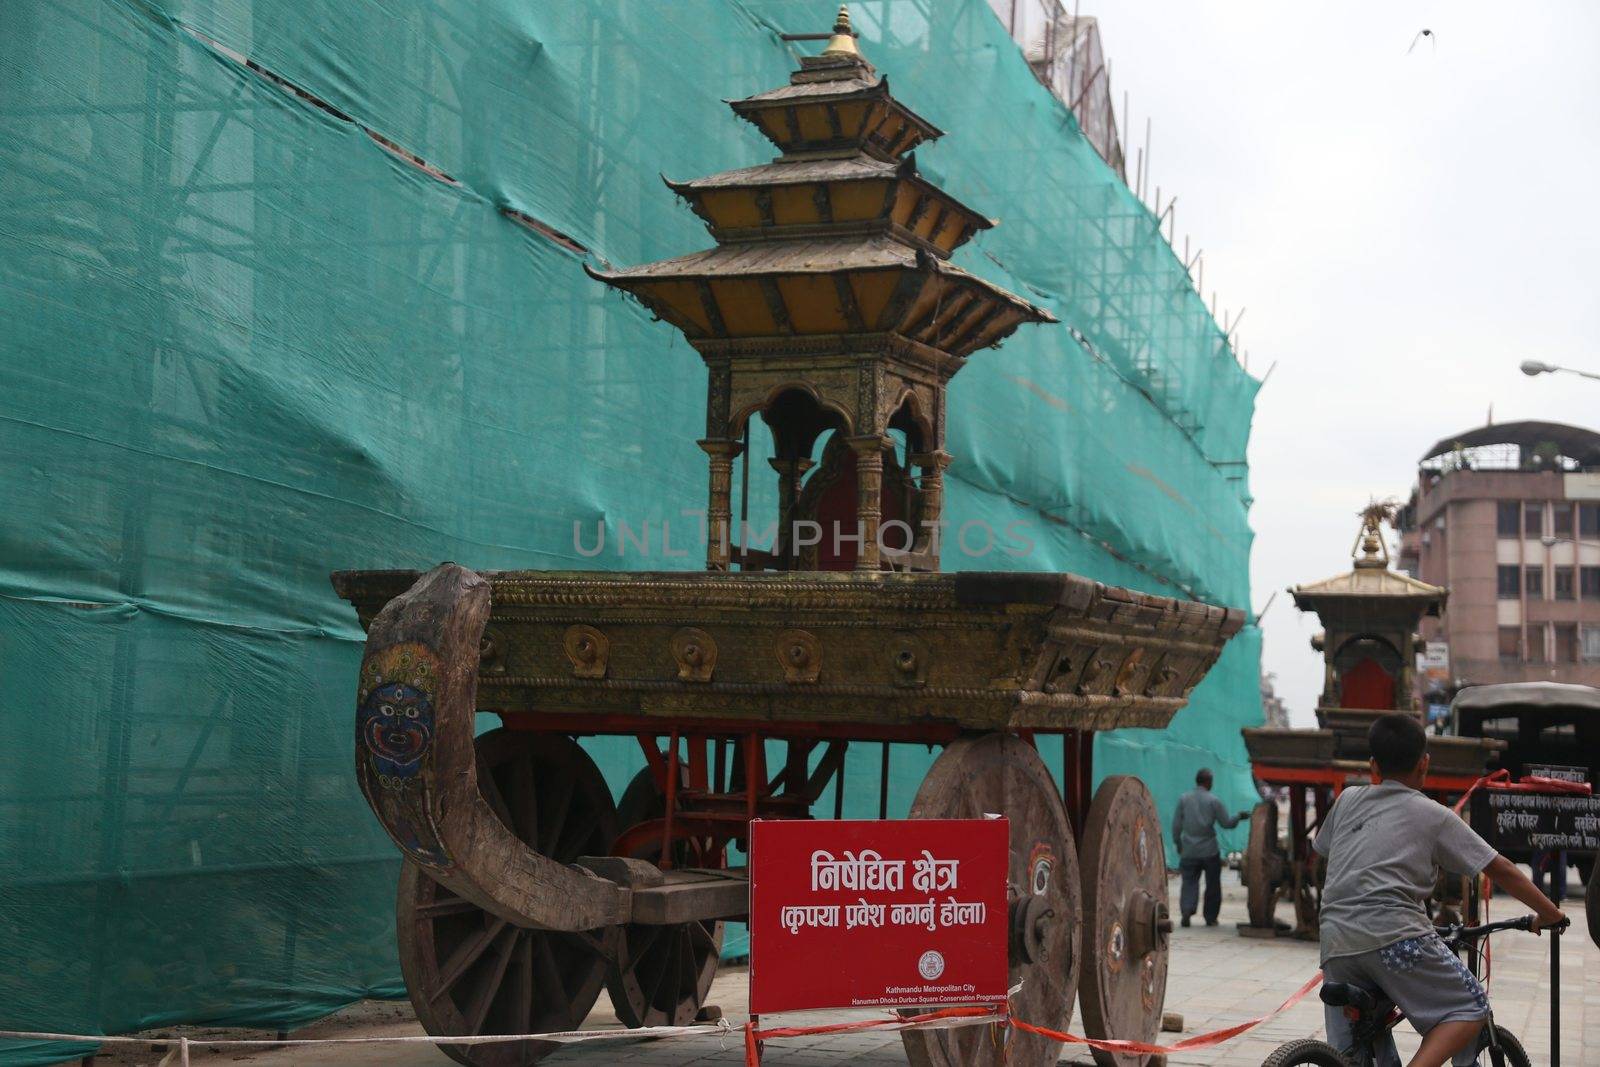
[1290,521,1446,613]
[588,6,1052,358]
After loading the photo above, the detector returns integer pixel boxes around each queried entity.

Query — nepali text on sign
[748,819,1009,1014]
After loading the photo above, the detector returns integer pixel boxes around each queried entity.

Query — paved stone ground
[96,875,1593,1066]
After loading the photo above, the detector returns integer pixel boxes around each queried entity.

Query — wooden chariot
[1239,507,1504,938]
[333,10,1244,1067]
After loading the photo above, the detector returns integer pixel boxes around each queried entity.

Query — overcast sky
[1078,1,1600,723]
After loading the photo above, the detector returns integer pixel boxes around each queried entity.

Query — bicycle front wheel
[1260,1038,1352,1066]
[1474,1025,1530,1067]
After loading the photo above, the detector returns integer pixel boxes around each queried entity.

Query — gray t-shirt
[1171,788,1242,861]
[1313,780,1496,961]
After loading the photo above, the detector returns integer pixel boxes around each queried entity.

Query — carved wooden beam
[355,564,630,930]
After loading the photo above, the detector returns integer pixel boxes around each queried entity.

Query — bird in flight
[1407,28,1435,54]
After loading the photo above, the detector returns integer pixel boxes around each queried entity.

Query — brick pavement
[104,876,1593,1066]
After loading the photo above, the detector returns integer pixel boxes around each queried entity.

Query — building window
[1582,626,1600,663]
[1524,565,1544,598]
[1583,565,1600,599]
[1555,565,1575,600]
[1581,503,1600,538]
[1552,502,1574,537]
[1555,623,1579,663]
[1527,626,1547,664]
[1497,565,1521,598]
[1497,501,1520,537]
[1524,503,1544,538]
[1498,626,1521,661]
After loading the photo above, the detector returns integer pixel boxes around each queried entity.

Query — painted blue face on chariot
[358,681,436,780]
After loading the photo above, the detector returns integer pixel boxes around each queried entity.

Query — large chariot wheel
[1244,801,1288,928]
[900,733,1082,1067]
[1293,850,1324,937]
[397,729,619,1067]
[604,767,724,1027]
[1078,775,1171,1067]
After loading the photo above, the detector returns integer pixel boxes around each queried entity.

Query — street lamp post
[1520,360,1600,382]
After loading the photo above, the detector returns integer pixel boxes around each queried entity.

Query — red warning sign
[747,818,1009,1015]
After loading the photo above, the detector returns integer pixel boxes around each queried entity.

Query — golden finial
[820,4,861,58]
[1352,498,1398,567]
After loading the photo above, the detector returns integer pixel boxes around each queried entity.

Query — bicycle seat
[1319,982,1381,1011]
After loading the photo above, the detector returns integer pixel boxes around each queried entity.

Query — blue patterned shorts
[1324,933,1489,1067]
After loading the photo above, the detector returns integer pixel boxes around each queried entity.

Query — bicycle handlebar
[1459,915,1534,938]
[1439,914,1568,944]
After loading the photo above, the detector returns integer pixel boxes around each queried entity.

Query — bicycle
[1261,914,1568,1067]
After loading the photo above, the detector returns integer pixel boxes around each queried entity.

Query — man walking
[1171,768,1250,926]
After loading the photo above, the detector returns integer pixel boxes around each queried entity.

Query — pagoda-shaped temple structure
[1291,503,1446,735]
[1239,505,1503,938]
[590,7,1054,573]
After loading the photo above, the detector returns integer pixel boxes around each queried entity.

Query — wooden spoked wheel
[1430,810,1474,928]
[1078,775,1170,1067]
[605,767,724,1028]
[1244,801,1288,928]
[397,730,618,1067]
[900,733,1082,1067]
[1294,851,1324,937]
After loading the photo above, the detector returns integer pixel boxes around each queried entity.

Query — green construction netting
[0,0,1260,1059]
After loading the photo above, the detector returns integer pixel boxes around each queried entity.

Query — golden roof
[662,155,993,256]
[588,235,1049,357]
[1290,513,1446,608]
[1289,565,1445,604]
[588,5,1053,356]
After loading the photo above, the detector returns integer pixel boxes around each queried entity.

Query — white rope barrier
[0,1020,732,1053]
[0,993,1028,1066]
[0,1009,1006,1057]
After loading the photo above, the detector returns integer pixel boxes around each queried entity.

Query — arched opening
[886,389,932,459]
[758,386,848,465]
[714,385,944,572]
[1333,634,1402,710]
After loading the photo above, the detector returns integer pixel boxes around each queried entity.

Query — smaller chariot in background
[1240,507,1504,938]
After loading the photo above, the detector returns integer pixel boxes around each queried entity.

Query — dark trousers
[1179,855,1223,922]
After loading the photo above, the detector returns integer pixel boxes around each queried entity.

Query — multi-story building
[1396,421,1600,703]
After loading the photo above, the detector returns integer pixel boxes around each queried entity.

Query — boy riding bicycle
[1313,713,1565,1067]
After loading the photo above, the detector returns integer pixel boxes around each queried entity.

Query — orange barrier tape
[743,971,1325,1063]
[8,970,1324,1067]
[1012,972,1325,1056]
[1453,769,1592,814]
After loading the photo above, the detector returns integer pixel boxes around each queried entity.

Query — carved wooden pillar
[768,455,814,569]
[699,438,742,571]
[909,449,951,565]
[847,435,890,571]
